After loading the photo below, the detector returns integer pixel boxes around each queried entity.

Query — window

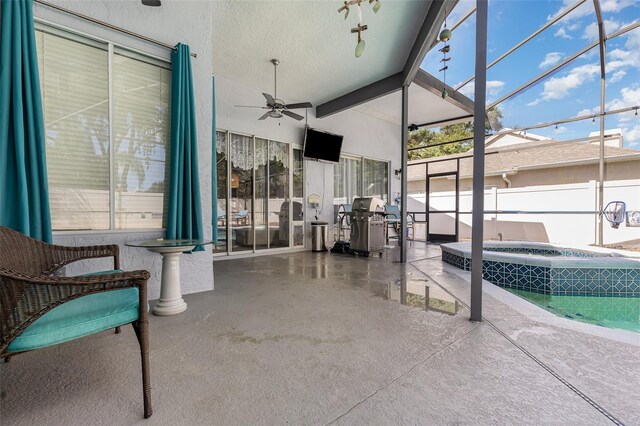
[334,155,389,207]
[35,25,171,231]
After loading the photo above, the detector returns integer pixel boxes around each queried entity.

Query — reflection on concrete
[387,277,463,316]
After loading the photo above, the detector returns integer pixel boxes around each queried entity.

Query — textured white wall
[409,179,640,246]
[34,0,214,299]
[215,75,402,246]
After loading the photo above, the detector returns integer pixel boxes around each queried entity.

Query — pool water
[508,289,640,333]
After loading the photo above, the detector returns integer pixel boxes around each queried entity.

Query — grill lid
[352,197,385,213]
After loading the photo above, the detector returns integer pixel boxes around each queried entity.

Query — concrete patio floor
[1,244,638,425]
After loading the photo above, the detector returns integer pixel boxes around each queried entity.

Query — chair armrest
[0,268,149,353]
[45,243,121,273]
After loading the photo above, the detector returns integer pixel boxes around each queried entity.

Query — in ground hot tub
[441,242,640,297]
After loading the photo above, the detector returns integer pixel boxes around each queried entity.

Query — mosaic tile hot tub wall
[441,249,640,297]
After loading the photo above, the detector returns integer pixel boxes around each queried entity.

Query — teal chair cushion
[6,288,140,353]
[84,269,124,276]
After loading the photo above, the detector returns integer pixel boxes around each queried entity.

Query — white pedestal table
[125,239,212,316]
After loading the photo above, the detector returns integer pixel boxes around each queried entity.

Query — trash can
[311,221,328,252]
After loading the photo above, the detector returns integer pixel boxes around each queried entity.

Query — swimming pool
[441,242,640,332]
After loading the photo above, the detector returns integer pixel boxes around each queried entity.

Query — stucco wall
[408,159,640,193]
[215,75,402,247]
[34,0,214,299]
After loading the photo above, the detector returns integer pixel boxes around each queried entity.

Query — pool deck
[411,245,639,424]
[1,243,638,425]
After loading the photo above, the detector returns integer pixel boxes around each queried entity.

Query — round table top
[125,239,213,249]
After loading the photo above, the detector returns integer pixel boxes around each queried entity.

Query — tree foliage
[408,107,503,160]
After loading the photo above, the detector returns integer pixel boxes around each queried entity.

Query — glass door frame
[215,129,305,256]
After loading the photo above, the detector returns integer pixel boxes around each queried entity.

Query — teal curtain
[166,43,204,251]
[0,0,52,243]
[211,76,218,243]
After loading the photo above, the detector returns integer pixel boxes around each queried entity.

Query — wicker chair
[0,226,152,419]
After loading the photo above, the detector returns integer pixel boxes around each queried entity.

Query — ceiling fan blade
[258,111,271,120]
[235,105,268,109]
[282,110,304,121]
[285,102,313,109]
[263,93,275,106]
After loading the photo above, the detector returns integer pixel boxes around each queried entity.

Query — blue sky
[421,0,640,149]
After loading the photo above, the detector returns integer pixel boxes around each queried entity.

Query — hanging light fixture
[338,0,381,58]
[438,11,452,99]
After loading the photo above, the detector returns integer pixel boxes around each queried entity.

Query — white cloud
[530,64,600,104]
[549,0,636,20]
[610,70,626,83]
[456,80,506,99]
[576,107,598,117]
[567,22,581,31]
[574,86,640,119]
[600,0,638,13]
[539,52,563,69]
[607,86,640,111]
[554,126,569,135]
[609,49,630,61]
[622,124,640,147]
[582,19,622,41]
[548,0,592,20]
[554,27,573,40]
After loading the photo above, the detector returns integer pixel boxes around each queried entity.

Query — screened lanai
[404,0,640,319]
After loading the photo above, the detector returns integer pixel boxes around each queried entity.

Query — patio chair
[384,205,414,245]
[337,204,352,241]
[234,209,249,225]
[0,226,152,419]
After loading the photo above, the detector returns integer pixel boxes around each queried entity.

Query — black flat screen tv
[303,127,343,163]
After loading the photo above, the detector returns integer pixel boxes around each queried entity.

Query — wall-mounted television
[303,127,343,163]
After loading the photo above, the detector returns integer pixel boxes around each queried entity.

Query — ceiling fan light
[268,110,283,119]
[355,39,365,58]
[373,0,381,13]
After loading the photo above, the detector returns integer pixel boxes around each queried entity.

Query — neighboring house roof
[483,128,551,149]
[408,139,640,180]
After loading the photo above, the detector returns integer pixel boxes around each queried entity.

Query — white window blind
[35,26,171,231]
[113,50,171,229]
[36,30,110,230]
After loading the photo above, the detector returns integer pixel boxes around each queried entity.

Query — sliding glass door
[215,131,228,252]
[230,133,253,252]
[269,140,290,248]
[215,131,303,255]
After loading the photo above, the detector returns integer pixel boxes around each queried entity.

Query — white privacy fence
[408,179,640,246]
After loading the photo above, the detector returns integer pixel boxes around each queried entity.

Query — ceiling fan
[235,59,313,121]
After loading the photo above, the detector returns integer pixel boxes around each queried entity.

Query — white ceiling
[354,83,471,127]
[212,0,432,106]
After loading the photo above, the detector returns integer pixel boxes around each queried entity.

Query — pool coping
[441,241,640,268]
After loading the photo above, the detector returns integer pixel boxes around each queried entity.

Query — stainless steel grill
[349,197,385,257]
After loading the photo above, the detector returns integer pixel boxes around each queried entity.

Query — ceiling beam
[401,0,452,86]
[413,69,474,115]
[315,72,403,118]
[316,0,450,118]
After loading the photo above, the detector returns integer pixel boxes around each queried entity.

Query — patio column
[470,0,488,322]
[400,84,409,263]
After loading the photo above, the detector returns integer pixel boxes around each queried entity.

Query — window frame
[35,20,172,234]
[334,153,391,206]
